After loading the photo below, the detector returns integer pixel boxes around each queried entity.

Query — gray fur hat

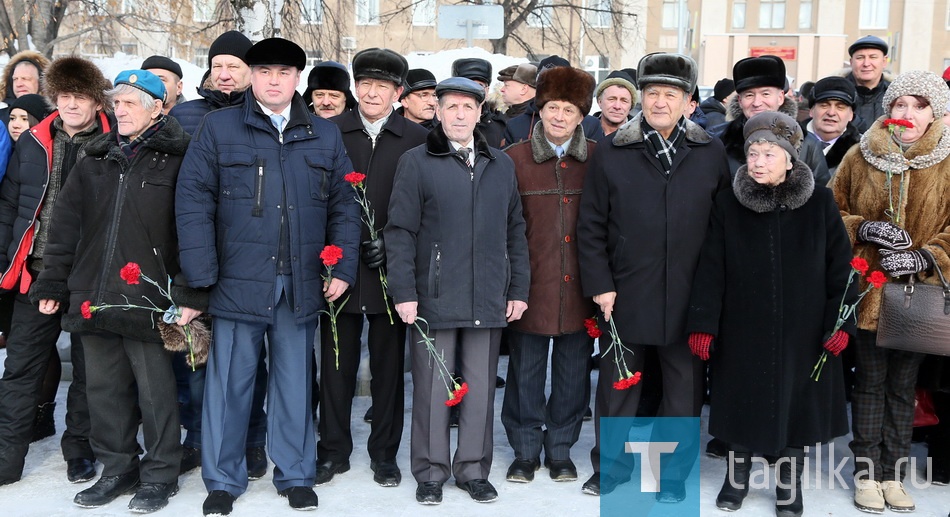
[743,111,803,162]
[881,70,950,117]
[636,52,697,94]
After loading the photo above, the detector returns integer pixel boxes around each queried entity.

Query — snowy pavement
[1,346,948,516]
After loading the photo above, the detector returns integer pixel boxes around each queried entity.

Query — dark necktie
[457,147,473,168]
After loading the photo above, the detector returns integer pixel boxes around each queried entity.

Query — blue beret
[114,69,166,102]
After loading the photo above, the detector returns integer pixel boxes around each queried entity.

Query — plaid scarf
[642,116,687,174]
[118,116,166,160]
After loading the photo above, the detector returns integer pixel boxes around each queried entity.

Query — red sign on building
[749,47,797,60]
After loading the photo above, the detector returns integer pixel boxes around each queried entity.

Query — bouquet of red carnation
[319,244,349,369]
[811,257,887,380]
[344,171,395,324]
[412,317,469,406]
[82,262,209,369]
[586,315,641,391]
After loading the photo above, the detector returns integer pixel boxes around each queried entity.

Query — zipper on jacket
[252,159,265,217]
[95,172,130,305]
[434,246,441,298]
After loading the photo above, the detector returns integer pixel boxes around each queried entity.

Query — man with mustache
[397,68,437,129]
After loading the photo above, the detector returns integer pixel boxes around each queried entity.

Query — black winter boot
[775,447,805,517]
[716,450,752,511]
[31,402,56,443]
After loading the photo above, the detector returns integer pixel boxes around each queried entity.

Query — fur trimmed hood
[726,93,798,122]
[1,50,50,100]
[612,111,712,147]
[529,120,589,163]
[733,160,815,213]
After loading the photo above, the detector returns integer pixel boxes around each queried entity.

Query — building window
[412,0,436,26]
[759,0,785,29]
[583,55,609,84]
[587,0,612,28]
[193,0,215,22]
[859,0,889,29]
[732,0,746,29]
[306,51,323,67]
[194,47,209,68]
[799,0,812,29]
[356,0,380,25]
[302,0,322,24]
[120,43,138,55]
[527,0,553,28]
[661,0,679,29]
[122,0,138,13]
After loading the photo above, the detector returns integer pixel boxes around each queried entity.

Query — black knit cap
[353,48,409,86]
[141,55,183,80]
[208,30,253,63]
[810,76,856,106]
[9,93,52,122]
[733,55,786,93]
[245,38,307,70]
[713,78,735,101]
[452,58,492,84]
[400,68,436,100]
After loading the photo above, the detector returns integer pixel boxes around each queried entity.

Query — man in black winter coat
[802,76,862,176]
[315,48,428,490]
[699,78,735,129]
[845,35,891,134]
[451,58,508,148]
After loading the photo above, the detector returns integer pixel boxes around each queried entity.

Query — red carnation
[81,301,94,319]
[628,371,642,386]
[120,262,142,285]
[344,172,366,187]
[584,317,602,339]
[850,257,869,276]
[867,271,887,289]
[882,118,914,129]
[320,245,344,267]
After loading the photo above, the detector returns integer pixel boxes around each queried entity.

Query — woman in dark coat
[687,111,857,517]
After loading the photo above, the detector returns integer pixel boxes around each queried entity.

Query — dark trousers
[850,330,924,481]
[202,285,316,497]
[410,327,501,484]
[501,329,592,461]
[83,333,181,482]
[317,312,406,463]
[0,292,93,480]
[180,352,267,450]
[591,341,702,479]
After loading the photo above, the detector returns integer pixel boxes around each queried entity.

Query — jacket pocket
[219,151,257,199]
[427,242,441,298]
[305,156,332,201]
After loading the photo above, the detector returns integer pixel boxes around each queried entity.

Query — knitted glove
[688,332,714,361]
[879,248,933,277]
[822,330,849,356]
[361,237,386,269]
[857,221,912,250]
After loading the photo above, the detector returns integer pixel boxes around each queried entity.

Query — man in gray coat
[386,77,530,505]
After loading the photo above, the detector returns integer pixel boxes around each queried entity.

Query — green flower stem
[413,317,459,398]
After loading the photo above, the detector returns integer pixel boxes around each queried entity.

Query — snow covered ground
[1,341,949,516]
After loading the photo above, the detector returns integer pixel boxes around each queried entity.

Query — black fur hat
[637,52,698,94]
[353,48,409,86]
[42,56,111,109]
[452,58,492,84]
[536,66,595,116]
[245,38,307,70]
[400,68,436,100]
[733,55,786,93]
[303,61,356,109]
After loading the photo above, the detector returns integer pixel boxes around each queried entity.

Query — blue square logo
[600,417,701,517]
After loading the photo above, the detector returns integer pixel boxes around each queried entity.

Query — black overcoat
[577,113,730,346]
[688,161,856,453]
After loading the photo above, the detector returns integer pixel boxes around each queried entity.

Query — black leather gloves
[361,237,386,269]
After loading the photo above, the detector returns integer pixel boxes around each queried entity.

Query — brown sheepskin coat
[831,116,950,331]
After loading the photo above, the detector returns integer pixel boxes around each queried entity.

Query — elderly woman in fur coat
[831,70,950,514]
[688,111,856,517]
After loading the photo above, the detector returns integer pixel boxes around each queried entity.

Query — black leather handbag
[877,267,950,356]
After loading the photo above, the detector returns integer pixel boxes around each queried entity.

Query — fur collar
[859,117,950,175]
[84,116,190,160]
[612,112,712,147]
[733,160,815,213]
[726,94,798,122]
[425,122,496,161]
[529,120,588,163]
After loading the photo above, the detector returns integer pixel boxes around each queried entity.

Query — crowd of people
[0,29,948,517]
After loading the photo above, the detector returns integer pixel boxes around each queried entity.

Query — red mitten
[823,330,849,356]
[688,332,714,361]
